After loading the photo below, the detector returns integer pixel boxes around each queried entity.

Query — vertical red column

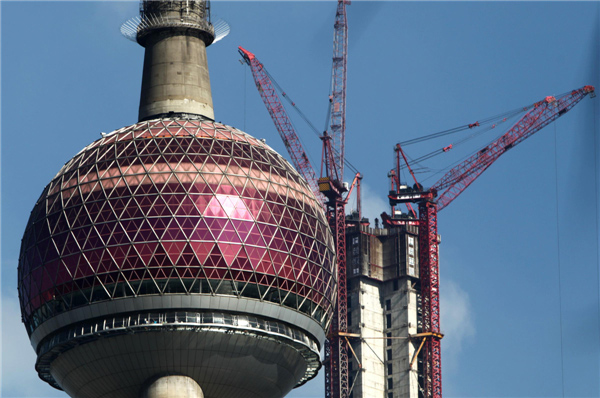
[325,1,350,394]
[418,200,442,398]
[325,202,348,398]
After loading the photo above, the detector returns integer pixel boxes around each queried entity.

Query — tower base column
[142,375,204,398]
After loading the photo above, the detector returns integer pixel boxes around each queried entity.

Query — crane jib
[384,85,594,398]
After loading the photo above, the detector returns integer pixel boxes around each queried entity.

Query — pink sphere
[18,117,336,397]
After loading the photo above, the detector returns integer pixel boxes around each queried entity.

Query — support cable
[399,103,531,146]
[393,114,526,190]
[263,68,360,178]
[362,338,385,365]
[404,112,523,177]
[345,336,361,396]
[261,68,321,173]
[553,121,566,398]
[396,89,589,185]
[243,65,247,131]
[594,96,600,370]
[265,69,322,139]
[411,362,426,396]
[415,119,530,186]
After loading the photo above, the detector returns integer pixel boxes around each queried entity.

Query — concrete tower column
[141,375,204,398]
[137,0,215,121]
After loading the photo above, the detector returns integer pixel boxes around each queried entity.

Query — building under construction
[16,0,595,396]
[344,212,422,398]
[239,2,432,395]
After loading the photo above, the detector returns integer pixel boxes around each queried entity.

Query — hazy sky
[2,2,599,397]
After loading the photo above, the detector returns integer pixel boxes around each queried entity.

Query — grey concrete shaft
[142,375,204,398]
[138,33,214,121]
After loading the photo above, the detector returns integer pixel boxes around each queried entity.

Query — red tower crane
[384,85,595,398]
[326,0,350,182]
[241,1,351,397]
[238,46,325,204]
[320,1,350,397]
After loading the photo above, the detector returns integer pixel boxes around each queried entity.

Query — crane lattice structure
[321,2,351,397]
[240,2,351,397]
[384,85,595,398]
[238,46,325,204]
[240,2,594,398]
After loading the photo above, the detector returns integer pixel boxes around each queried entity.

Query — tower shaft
[137,0,215,121]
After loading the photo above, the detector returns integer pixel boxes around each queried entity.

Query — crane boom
[327,0,349,182]
[238,46,325,204]
[433,85,595,211]
[386,85,595,398]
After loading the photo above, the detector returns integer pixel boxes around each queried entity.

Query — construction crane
[238,46,325,204]
[325,0,350,182]
[241,1,351,397]
[383,85,595,398]
[319,1,350,397]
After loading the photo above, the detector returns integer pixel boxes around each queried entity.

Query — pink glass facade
[18,118,336,334]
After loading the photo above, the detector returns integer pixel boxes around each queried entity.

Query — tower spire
[137,0,215,121]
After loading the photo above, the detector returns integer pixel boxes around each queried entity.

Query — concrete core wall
[349,278,385,397]
[383,279,419,398]
[347,224,421,398]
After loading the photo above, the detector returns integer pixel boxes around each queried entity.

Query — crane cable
[398,88,583,148]
[263,68,322,139]
[408,110,530,187]
[398,104,530,147]
[594,96,600,379]
[402,109,524,169]
[554,99,600,397]
[258,67,322,171]
[393,111,528,188]
[553,120,565,398]
[396,91,584,178]
[262,66,360,176]
[243,64,247,131]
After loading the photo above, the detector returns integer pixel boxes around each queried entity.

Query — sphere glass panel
[18,118,336,335]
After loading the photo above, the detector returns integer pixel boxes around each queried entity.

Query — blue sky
[2,1,599,397]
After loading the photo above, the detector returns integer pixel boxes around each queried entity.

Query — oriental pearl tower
[17,1,336,397]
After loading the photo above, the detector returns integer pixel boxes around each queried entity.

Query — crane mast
[241,7,594,395]
[322,1,350,398]
[240,26,352,396]
[386,85,595,398]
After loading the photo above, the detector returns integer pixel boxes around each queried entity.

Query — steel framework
[320,134,349,398]
[238,46,325,204]
[386,85,595,398]
[418,199,441,398]
[323,2,350,397]
[327,0,349,182]
[432,86,596,211]
[240,1,351,396]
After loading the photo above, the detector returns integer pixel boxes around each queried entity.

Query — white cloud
[1,293,66,398]
[440,279,475,371]
[346,181,389,226]
[92,1,138,22]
